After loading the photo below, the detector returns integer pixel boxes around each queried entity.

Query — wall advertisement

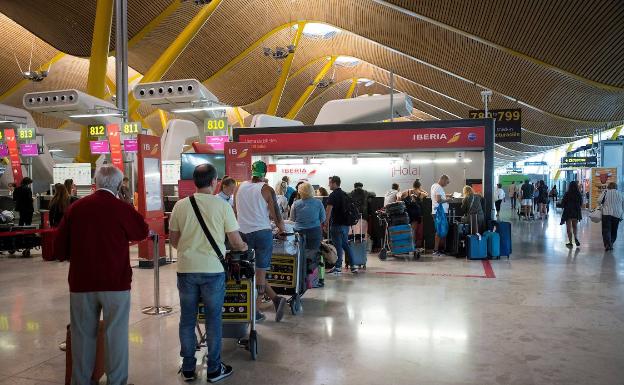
[590,167,617,210]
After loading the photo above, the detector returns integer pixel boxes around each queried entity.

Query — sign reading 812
[88,124,106,138]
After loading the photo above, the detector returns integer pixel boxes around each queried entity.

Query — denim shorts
[241,229,273,270]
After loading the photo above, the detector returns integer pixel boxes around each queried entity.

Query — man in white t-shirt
[430,175,450,256]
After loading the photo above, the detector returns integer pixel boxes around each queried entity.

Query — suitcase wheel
[378,249,387,261]
[290,294,302,315]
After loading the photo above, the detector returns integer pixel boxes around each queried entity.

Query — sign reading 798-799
[469,108,522,143]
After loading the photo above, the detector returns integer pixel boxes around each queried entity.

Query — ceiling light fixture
[69,112,122,118]
[0,120,15,124]
[171,106,229,113]
[48,149,63,152]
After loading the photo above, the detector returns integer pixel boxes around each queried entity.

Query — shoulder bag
[189,195,228,271]
[588,192,606,224]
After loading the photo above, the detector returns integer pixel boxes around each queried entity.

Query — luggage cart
[267,233,305,316]
[197,250,258,360]
[376,210,421,261]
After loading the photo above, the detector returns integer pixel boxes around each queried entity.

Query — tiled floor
[0,205,623,385]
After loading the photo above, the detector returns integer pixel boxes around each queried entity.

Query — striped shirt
[599,189,624,219]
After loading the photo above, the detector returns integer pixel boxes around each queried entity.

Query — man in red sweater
[54,165,149,385]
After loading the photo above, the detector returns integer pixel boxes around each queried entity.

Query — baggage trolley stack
[197,249,259,360]
[267,233,305,316]
[376,209,421,261]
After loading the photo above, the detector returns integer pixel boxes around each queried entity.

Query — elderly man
[54,165,149,385]
[169,164,247,382]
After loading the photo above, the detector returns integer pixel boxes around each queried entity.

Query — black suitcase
[388,212,410,226]
[369,197,385,251]
[385,201,405,215]
[421,198,435,250]
[447,223,469,257]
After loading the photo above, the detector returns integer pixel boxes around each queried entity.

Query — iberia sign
[238,126,485,154]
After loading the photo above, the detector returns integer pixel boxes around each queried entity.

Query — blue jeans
[330,225,352,268]
[297,227,322,252]
[177,273,225,373]
[241,229,273,269]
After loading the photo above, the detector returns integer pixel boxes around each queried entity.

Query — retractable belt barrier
[141,233,173,315]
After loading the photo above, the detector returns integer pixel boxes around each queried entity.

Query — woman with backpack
[399,180,428,247]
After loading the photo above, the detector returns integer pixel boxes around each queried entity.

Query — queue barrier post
[141,233,173,315]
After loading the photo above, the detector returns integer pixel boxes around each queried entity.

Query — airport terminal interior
[0,1,623,384]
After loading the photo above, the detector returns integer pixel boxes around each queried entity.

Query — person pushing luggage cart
[234,161,289,323]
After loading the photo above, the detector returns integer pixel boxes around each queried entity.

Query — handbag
[589,193,606,223]
[189,195,228,271]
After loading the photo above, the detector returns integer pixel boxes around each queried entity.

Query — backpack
[402,191,422,222]
[343,193,361,226]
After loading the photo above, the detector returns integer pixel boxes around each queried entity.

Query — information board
[162,160,181,185]
[19,143,38,157]
[53,163,92,186]
[469,109,521,143]
[561,156,597,168]
[225,142,252,182]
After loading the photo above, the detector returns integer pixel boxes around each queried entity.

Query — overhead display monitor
[180,153,226,180]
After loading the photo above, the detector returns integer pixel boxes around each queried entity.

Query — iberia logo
[237,149,249,159]
[150,144,159,155]
[447,132,461,144]
[306,170,317,179]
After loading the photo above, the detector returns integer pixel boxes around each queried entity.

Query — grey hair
[95,165,123,192]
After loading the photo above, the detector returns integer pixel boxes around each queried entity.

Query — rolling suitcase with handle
[490,221,512,258]
[347,217,368,268]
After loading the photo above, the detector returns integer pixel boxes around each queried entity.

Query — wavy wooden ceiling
[0,0,622,163]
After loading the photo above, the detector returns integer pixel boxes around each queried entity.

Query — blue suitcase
[466,234,487,260]
[483,231,501,259]
[347,235,367,267]
[491,221,511,258]
[388,225,414,254]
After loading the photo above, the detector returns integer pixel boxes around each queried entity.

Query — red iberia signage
[4,129,23,185]
[106,124,124,173]
[238,126,485,154]
[225,142,252,182]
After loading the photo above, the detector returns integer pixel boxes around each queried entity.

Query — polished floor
[1,204,623,385]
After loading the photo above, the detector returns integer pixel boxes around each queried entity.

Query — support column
[127,0,224,129]
[234,107,245,128]
[610,124,623,140]
[158,109,168,131]
[345,78,358,99]
[266,22,306,116]
[79,0,114,164]
[285,55,337,120]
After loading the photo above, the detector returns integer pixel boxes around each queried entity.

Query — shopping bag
[434,204,449,238]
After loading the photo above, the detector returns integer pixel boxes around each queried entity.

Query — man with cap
[234,161,288,322]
